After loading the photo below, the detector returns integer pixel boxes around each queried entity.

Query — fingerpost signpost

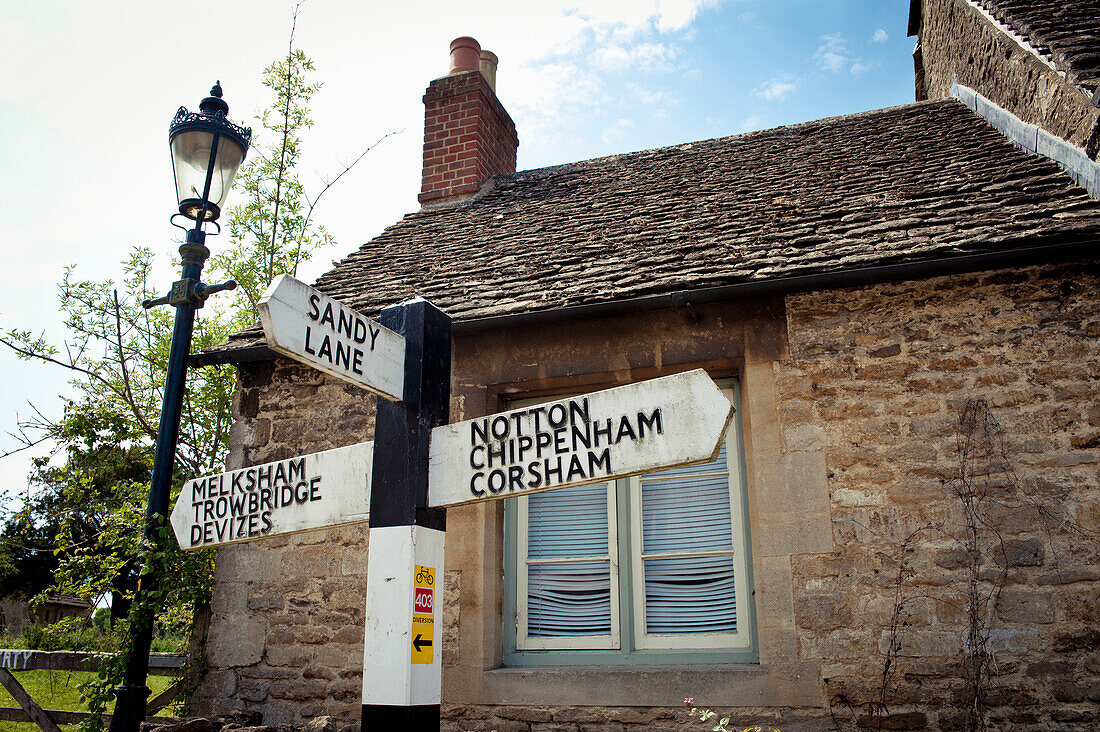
[173,278,734,731]
[169,441,373,550]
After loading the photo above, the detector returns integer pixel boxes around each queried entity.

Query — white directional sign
[170,441,373,550]
[258,274,405,402]
[427,369,734,508]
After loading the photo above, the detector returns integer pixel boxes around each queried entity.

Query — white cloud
[602,117,635,142]
[593,44,632,70]
[850,61,873,76]
[592,41,676,72]
[753,76,797,101]
[871,28,888,44]
[655,0,723,33]
[626,82,666,106]
[632,42,677,70]
[507,1,724,159]
[815,33,874,76]
[815,32,848,72]
[560,0,723,40]
[736,115,766,133]
[509,61,605,119]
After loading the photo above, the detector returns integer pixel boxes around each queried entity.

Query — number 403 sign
[411,565,436,664]
[414,571,434,613]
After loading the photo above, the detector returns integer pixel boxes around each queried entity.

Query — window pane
[528,561,612,637]
[641,471,733,554]
[643,555,737,634]
[528,483,608,558]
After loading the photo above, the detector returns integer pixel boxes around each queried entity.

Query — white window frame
[508,381,753,658]
[629,387,752,650]
[515,481,620,650]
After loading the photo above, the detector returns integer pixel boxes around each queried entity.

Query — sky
[0,0,917,504]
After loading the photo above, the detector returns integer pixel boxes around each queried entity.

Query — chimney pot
[421,37,518,206]
[449,36,481,75]
[479,50,499,93]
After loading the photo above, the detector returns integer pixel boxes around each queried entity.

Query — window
[504,382,755,665]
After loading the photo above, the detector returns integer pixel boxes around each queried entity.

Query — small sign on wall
[411,565,436,664]
[362,526,445,707]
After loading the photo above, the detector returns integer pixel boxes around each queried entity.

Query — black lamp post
[109,82,250,732]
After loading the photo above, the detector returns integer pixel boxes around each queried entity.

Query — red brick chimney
[419,37,519,206]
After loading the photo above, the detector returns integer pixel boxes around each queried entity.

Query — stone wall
[439,703,826,731]
[194,360,377,725]
[777,262,1100,729]
[919,0,1100,157]
[195,261,1100,729]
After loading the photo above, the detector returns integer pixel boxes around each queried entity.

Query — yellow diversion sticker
[411,564,435,664]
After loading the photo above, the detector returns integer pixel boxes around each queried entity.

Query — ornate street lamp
[109,83,250,732]
[169,83,251,223]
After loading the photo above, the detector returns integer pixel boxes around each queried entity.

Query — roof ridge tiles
[493,99,954,189]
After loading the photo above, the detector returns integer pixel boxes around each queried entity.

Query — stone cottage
[191,4,1100,730]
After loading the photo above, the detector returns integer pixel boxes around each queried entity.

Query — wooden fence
[0,649,187,731]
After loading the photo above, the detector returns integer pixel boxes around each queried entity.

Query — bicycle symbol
[416,569,434,586]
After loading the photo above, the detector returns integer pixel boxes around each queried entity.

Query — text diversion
[185,458,320,546]
[466,398,663,498]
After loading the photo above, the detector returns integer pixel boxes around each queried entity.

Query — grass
[0,670,180,732]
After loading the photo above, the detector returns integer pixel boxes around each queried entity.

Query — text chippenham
[466,397,663,497]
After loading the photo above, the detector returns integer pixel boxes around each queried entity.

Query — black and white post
[361,297,451,730]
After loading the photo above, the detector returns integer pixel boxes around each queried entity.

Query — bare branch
[267,0,304,284]
[293,130,399,274]
[0,335,112,388]
[0,432,52,460]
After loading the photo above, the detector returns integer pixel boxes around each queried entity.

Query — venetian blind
[525,483,613,637]
[638,443,738,634]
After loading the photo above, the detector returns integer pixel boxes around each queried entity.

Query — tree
[210,18,330,317]
[0,4,388,697]
[209,4,392,319]
[24,400,153,626]
[0,510,59,602]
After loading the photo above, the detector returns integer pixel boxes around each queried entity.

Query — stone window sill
[445,661,822,708]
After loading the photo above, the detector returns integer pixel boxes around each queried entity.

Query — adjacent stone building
[191,10,1100,732]
[911,0,1100,156]
[0,595,93,635]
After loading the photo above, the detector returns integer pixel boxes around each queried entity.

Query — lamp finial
[200,82,229,116]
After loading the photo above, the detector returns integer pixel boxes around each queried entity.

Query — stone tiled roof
[974,0,1100,95]
[199,99,1100,362]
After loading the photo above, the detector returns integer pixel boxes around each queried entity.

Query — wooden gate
[0,650,187,731]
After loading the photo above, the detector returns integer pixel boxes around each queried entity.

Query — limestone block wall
[194,360,377,725]
[777,262,1100,729]
[919,0,1100,157]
